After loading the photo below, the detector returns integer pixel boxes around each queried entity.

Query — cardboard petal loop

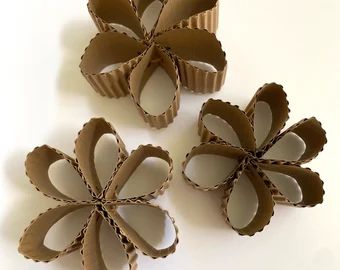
[129,45,180,128]
[260,163,324,206]
[105,144,173,200]
[182,143,247,191]
[19,205,92,262]
[222,166,275,236]
[75,118,128,197]
[156,28,227,92]
[80,31,147,98]
[25,145,82,202]
[88,0,145,37]
[199,99,256,151]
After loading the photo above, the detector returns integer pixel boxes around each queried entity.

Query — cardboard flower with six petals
[182,83,327,236]
[80,0,227,128]
[19,118,178,269]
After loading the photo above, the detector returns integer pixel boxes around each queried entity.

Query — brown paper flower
[182,83,327,236]
[80,0,227,128]
[19,118,178,269]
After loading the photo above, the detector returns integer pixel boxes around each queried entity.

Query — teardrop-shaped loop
[18,204,93,262]
[199,99,256,151]
[88,0,145,38]
[222,165,275,236]
[154,0,219,33]
[245,83,289,149]
[25,145,90,203]
[182,143,247,191]
[262,117,327,164]
[105,201,178,259]
[259,162,324,207]
[155,28,227,93]
[129,45,180,128]
[104,145,173,201]
[80,31,147,98]
[82,211,137,270]
[75,118,128,198]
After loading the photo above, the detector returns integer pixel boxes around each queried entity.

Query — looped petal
[104,145,173,201]
[259,162,324,207]
[25,145,89,202]
[245,83,290,149]
[75,118,128,197]
[88,0,145,38]
[222,165,275,236]
[262,117,327,164]
[198,99,256,151]
[182,143,247,190]
[80,31,147,98]
[155,28,227,93]
[19,205,92,262]
[129,45,180,128]
[82,211,137,270]
[154,0,219,33]
[105,202,178,258]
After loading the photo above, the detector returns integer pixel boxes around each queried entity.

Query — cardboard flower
[19,118,178,269]
[80,0,227,128]
[182,83,327,236]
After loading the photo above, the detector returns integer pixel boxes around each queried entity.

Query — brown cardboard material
[80,0,227,128]
[182,83,327,236]
[19,118,178,269]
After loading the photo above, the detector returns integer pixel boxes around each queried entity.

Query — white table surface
[0,0,339,269]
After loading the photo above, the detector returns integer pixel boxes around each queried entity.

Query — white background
[0,0,339,269]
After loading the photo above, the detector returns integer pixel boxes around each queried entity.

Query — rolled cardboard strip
[154,0,219,33]
[105,201,179,259]
[262,117,327,164]
[19,204,92,262]
[25,145,87,203]
[129,45,180,128]
[80,31,147,98]
[182,142,247,191]
[82,210,138,270]
[88,0,145,38]
[222,165,275,236]
[75,118,129,197]
[245,83,290,149]
[155,28,227,93]
[198,99,256,151]
[104,144,173,201]
[259,163,324,207]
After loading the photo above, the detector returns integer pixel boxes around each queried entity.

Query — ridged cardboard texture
[80,0,227,128]
[19,118,178,269]
[182,83,327,236]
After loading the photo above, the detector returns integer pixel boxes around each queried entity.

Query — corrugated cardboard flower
[183,83,327,236]
[19,118,178,269]
[80,0,227,128]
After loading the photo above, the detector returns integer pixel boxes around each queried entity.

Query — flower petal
[18,205,92,262]
[88,0,145,38]
[25,145,89,202]
[154,0,219,33]
[262,117,327,164]
[75,118,128,197]
[155,28,227,93]
[82,211,137,270]
[198,99,256,151]
[129,45,180,128]
[80,31,147,98]
[182,143,247,190]
[105,202,178,258]
[222,165,275,236]
[104,145,173,201]
[245,83,289,149]
[259,162,324,207]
